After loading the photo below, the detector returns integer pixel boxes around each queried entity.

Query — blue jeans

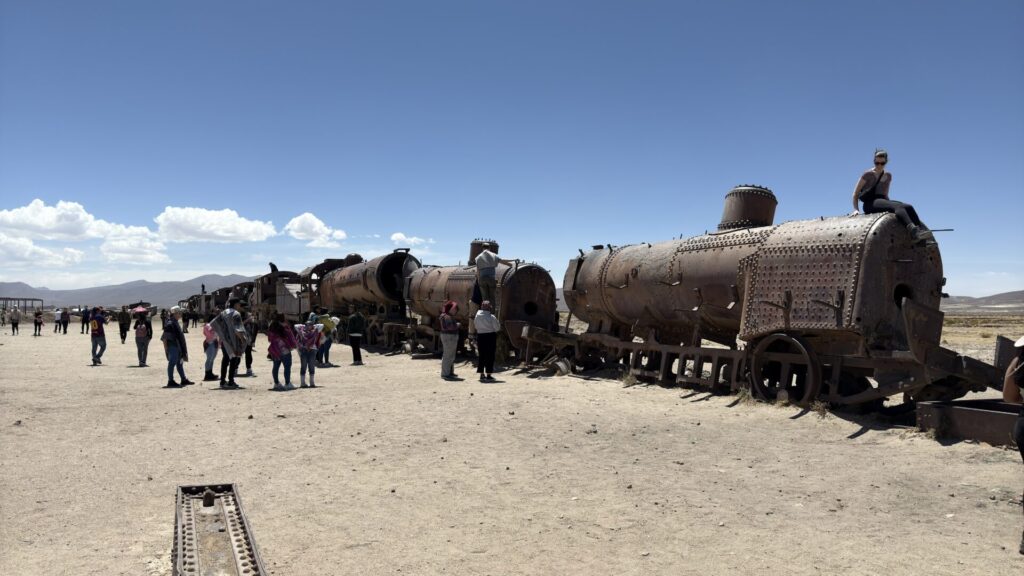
[319,339,333,364]
[272,352,292,385]
[299,349,317,376]
[91,336,106,362]
[167,345,186,382]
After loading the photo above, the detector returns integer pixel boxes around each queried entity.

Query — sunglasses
[874,160,887,165]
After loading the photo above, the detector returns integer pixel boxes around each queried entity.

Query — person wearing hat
[1004,336,1024,554]
[211,298,249,389]
[851,149,934,244]
[439,300,461,380]
[162,306,193,388]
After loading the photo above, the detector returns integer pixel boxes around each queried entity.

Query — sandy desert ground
[1,318,1023,576]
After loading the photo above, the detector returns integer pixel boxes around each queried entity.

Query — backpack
[135,322,148,339]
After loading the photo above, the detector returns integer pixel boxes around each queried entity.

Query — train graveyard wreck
[524,185,1003,411]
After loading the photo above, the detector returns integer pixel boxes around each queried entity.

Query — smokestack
[718,185,777,231]
[469,238,499,263]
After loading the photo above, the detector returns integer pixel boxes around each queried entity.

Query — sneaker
[181,379,195,386]
[285,383,295,390]
[245,370,254,377]
[92,359,98,366]
[203,372,218,382]
[227,380,240,388]
[300,383,310,388]
[308,383,317,388]
[96,358,102,365]
[272,384,285,391]
[167,381,183,388]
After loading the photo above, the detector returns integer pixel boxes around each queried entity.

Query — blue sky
[1,1,1021,296]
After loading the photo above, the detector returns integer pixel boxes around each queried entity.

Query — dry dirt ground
[1,318,1023,576]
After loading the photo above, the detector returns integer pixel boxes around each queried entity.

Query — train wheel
[749,334,821,407]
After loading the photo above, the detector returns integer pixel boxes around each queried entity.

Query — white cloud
[0,232,85,267]
[0,199,171,264]
[100,226,170,264]
[390,232,434,247]
[283,212,347,248]
[154,207,277,243]
[0,199,113,240]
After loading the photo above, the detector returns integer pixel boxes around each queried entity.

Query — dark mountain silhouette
[0,274,253,308]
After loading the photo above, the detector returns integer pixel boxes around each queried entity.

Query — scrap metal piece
[917,400,1021,447]
[173,483,267,576]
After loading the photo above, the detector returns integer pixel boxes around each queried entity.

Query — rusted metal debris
[917,400,1022,447]
[539,184,1001,407]
[173,484,267,576]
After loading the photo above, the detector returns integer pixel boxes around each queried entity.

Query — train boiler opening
[378,250,421,302]
[893,284,913,309]
[500,265,558,331]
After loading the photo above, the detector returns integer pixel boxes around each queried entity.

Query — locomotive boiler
[550,185,998,407]
[318,249,422,342]
[401,240,559,357]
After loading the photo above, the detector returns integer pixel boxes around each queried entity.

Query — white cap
[170,306,182,314]
[1015,336,1024,348]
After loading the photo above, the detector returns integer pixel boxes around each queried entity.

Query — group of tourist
[74,299,371,392]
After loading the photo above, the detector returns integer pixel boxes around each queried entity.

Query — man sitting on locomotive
[1003,336,1024,555]
[851,149,935,245]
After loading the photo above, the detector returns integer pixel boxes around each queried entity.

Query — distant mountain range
[2,278,1020,313]
[0,274,253,308]
[942,290,1024,313]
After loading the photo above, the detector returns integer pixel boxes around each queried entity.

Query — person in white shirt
[474,301,501,382]
[474,247,516,312]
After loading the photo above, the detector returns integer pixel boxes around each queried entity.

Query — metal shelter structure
[0,297,44,311]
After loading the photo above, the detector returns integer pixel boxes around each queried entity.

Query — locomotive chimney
[469,238,499,263]
[718,185,777,231]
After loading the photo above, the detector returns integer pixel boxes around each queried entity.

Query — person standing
[9,307,20,335]
[33,310,43,336]
[60,307,70,334]
[80,307,89,334]
[162,306,192,388]
[211,298,248,389]
[134,311,153,367]
[1,309,5,327]
[1003,336,1024,555]
[242,312,257,377]
[439,300,461,380]
[202,312,220,381]
[852,149,935,244]
[53,308,62,333]
[294,319,323,388]
[347,309,365,366]
[474,301,500,382]
[117,306,131,344]
[90,307,107,365]
[266,314,296,391]
[316,310,336,367]
[474,247,516,313]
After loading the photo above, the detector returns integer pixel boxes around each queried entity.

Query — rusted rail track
[173,484,268,576]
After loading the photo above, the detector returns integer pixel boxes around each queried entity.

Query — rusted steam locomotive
[395,240,559,356]
[529,185,998,407]
[232,240,558,359]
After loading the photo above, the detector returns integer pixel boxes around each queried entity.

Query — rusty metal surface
[173,483,267,576]
[565,227,770,347]
[718,185,777,230]
[319,249,421,313]
[917,400,1022,447]
[406,261,558,335]
[553,186,997,407]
